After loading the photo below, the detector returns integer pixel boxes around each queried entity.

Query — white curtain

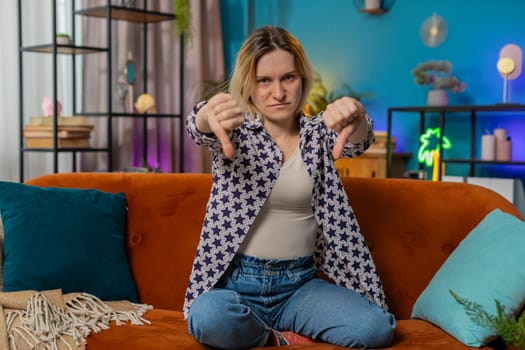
[0,0,20,182]
[1,0,76,182]
[183,0,226,172]
[80,0,223,173]
[0,0,222,182]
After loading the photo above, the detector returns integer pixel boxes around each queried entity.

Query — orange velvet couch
[26,172,522,350]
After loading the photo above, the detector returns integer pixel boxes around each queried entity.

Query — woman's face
[251,49,303,124]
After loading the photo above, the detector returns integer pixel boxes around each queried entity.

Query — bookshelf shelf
[386,104,525,179]
[18,1,183,181]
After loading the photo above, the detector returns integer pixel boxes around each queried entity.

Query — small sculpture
[42,96,62,117]
[115,82,129,112]
[118,0,137,8]
[124,52,137,113]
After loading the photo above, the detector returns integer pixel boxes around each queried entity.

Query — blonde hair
[229,26,314,119]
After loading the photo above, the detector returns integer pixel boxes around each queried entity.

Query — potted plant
[304,72,371,116]
[450,290,525,349]
[56,33,72,45]
[173,0,192,47]
[412,60,466,106]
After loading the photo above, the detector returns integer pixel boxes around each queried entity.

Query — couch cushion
[0,181,138,302]
[86,311,484,350]
[411,208,525,347]
[388,320,493,350]
[86,309,208,350]
[88,309,334,350]
[389,320,488,350]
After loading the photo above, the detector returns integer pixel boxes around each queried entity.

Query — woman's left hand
[322,97,367,159]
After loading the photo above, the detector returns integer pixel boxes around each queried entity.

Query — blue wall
[219,0,525,178]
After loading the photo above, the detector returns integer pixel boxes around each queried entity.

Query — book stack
[23,116,94,148]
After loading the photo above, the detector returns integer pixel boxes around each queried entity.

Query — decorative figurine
[115,82,129,112]
[134,93,157,114]
[42,96,62,117]
[124,51,137,113]
[118,0,137,8]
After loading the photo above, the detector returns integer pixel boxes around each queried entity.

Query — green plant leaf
[173,0,192,47]
[450,290,525,349]
[305,71,371,116]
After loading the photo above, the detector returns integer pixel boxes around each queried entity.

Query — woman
[184,25,395,349]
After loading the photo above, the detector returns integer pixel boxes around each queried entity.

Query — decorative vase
[427,89,448,106]
[56,35,72,45]
[364,0,381,9]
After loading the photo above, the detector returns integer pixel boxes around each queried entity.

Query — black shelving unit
[18,0,184,182]
[386,104,525,180]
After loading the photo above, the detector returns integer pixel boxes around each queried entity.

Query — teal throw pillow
[411,209,525,347]
[0,181,138,302]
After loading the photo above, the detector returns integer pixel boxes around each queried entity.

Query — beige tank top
[238,145,319,259]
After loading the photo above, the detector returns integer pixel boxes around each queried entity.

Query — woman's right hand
[195,93,244,159]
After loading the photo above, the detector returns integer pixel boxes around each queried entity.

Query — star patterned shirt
[183,102,388,318]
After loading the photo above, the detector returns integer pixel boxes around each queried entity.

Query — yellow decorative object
[135,93,157,114]
[497,57,516,76]
[431,150,440,181]
[431,150,446,181]
[303,103,312,117]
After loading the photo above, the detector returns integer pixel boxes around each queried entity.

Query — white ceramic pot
[427,89,448,106]
[364,0,381,9]
[56,36,72,45]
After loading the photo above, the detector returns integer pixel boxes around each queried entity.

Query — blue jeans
[187,254,395,349]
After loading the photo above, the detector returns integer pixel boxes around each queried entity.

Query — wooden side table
[336,151,411,178]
